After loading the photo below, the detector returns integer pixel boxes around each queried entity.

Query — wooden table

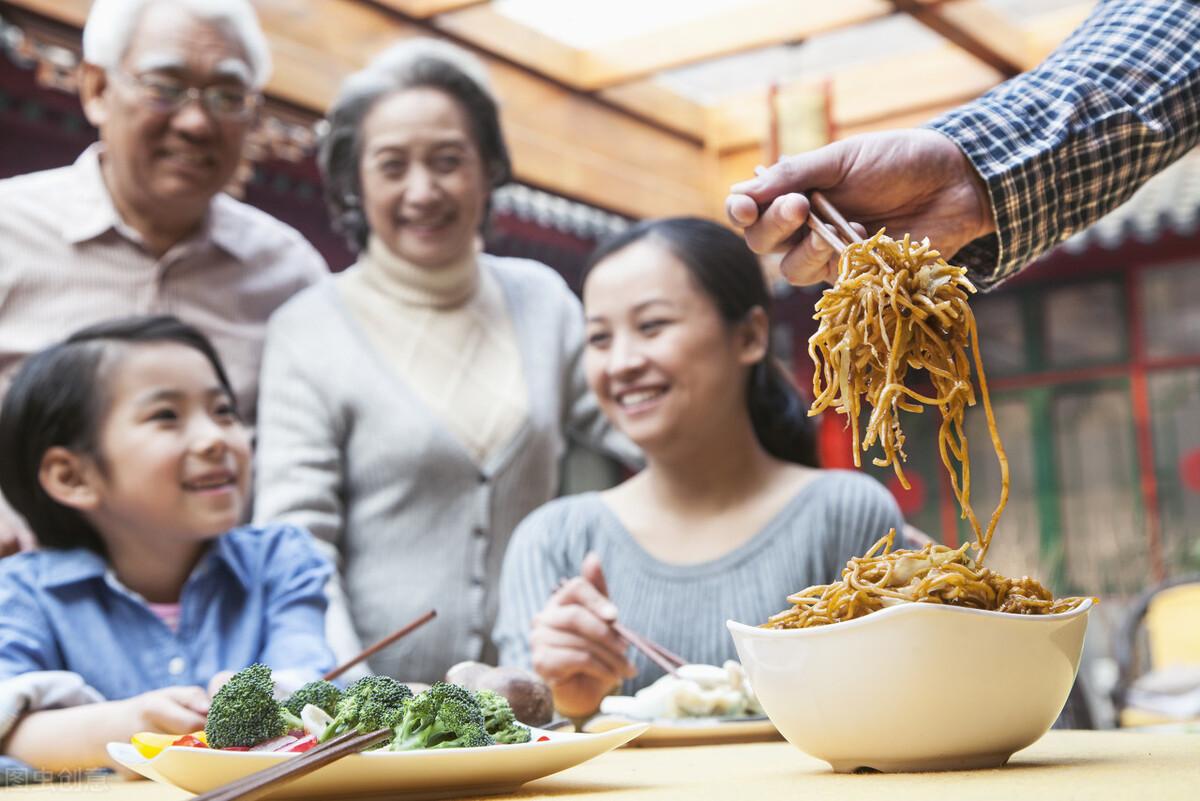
[2,731,1197,801]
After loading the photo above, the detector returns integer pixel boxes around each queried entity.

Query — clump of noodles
[765,530,1083,629]
[764,230,1087,628]
[810,229,1002,557]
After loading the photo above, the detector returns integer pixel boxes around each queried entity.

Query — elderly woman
[253,40,634,683]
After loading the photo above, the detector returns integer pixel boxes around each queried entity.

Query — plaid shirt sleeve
[925,0,1200,289]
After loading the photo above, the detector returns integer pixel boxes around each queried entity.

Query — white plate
[584,713,779,747]
[107,724,647,800]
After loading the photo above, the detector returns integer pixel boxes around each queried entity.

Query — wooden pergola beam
[434,0,892,92]
[891,0,1033,77]
[372,0,487,18]
[432,4,582,87]
[707,2,1095,154]
[577,0,892,91]
[4,0,710,220]
[708,41,1002,153]
[3,0,1099,222]
[597,80,708,142]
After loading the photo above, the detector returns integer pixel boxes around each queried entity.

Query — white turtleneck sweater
[336,236,528,466]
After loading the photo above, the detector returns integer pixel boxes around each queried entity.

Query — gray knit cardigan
[253,254,634,682]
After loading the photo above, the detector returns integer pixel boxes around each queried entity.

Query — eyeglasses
[111,70,260,121]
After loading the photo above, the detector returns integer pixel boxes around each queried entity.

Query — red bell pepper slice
[283,735,318,753]
[171,735,208,749]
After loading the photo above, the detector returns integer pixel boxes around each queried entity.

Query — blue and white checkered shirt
[926,0,1200,289]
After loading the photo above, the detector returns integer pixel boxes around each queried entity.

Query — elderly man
[0,0,328,554]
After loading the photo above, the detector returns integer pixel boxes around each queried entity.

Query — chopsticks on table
[322,608,437,681]
[188,727,393,801]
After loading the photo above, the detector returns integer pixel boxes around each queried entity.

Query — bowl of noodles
[726,222,1095,773]
[727,558,1093,774]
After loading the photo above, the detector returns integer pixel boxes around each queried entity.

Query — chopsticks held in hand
[611,622,686,678]
[748,164,860,256]
[804,190,893,274]
[323,608,437,681]
[804,191,863,254]
[188,728,392,801]
[554,578,686,678]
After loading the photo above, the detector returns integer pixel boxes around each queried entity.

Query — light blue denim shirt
[0,524,335,699]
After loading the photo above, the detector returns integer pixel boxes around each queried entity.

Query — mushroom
[444,662,554,727]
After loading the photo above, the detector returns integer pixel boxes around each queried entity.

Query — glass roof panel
[655,13,940,105]
[495,0,759,49]
[981,0,1092,19]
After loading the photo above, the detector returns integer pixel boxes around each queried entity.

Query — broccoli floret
[319,675,413,743]
[428,721,493,749]
[205,664,302,749]
[283,680,342,718]
[389,682,496,751]
[475,689,531,744]
[493,726,532,745]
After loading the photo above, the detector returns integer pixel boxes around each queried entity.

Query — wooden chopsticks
[323,608,437,681]
[611,621,686,678]
[806,190,895,273]
[188,727,392,801]
[805,190,863,253]
[748,165,861,255]
[554,578,686,677]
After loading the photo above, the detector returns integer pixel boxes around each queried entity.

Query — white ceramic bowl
[727,598,1093,773]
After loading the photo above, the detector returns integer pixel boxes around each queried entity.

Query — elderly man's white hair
[82,0,272,88]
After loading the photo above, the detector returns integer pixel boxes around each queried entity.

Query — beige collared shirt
[0,144,328,422]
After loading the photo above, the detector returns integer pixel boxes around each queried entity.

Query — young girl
[493,218,904,719]
[0,316,333,773]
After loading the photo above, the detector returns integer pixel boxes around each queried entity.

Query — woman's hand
[726,129,994,285]
[122,685,210,735]
[529,553,637,720]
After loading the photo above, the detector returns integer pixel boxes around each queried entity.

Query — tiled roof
[493,183,630,240]
[1060,148,1200,252]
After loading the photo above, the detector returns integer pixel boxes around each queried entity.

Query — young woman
[493,218,904,719]
[0,316,332,772]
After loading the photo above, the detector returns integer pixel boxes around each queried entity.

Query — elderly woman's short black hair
[318,38,513,253]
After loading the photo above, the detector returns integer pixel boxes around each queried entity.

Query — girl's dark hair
[0,315,235,555]
[585,217,818,467]
[318,39,512,253]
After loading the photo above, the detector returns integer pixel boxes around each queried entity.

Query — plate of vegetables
[108,665,646,799]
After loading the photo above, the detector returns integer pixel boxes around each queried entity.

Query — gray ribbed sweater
[253,254,635,682]
[493,470,905,694]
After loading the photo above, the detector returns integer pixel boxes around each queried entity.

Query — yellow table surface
[3,731,1197,801]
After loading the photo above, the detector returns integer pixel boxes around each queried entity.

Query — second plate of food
[583,712,779,747]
